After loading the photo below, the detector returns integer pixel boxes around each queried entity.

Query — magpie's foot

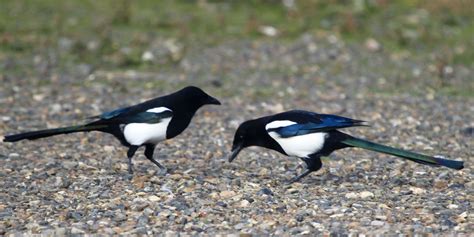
[127,165,134,175]
[126,163,134,180]
[287,169,313,184]
[147,157,167,175]
[125,173,134,181]
[157,167,168,176]
[287,176,302,184]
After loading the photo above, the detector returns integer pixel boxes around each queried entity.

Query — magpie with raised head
[228,110,464,183]
[3,86,221,175]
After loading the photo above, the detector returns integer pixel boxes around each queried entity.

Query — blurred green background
[0,0,472,72]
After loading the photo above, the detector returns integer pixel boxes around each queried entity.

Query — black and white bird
[3,86,221,175]
[228,110,464,183]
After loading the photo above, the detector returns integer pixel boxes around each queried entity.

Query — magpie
[228,110,464,183]
[3,86,221,175]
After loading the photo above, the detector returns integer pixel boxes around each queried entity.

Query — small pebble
[371,220,385,226]
[359,191,374,199]
[257,188,273,196]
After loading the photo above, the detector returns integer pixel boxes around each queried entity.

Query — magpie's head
[180,86,221,106]
[228,119,263,162]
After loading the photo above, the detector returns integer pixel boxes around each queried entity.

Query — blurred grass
[0,0,472,68]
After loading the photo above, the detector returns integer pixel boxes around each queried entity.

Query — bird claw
[157,167,168,176]
[125,173,134,181]
[287,176,302,184]
[287,169,312,184]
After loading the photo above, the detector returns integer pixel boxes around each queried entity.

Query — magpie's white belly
[268,132,327,158]
[123,118,172,145]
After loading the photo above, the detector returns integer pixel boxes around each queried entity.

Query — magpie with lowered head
[228,110,464,183]
[3,86,221,175]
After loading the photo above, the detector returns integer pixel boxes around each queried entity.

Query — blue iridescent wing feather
[268,111,366,138]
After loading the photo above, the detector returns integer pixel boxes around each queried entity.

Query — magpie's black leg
[145,144,167,174]
[288,156,322,184]
[127,146,139,175]
[288,169,313,184]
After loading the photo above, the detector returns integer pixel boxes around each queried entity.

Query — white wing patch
[265,120,297,130]
[123,107,173,146]
[147,107,171,113]
[266,120,327,158]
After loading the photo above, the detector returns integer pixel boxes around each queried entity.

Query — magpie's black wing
[117,110,174,124]
[86,95,172,126]
[87,94,169,121]
[87,107,173,125]
[267,110,366,138]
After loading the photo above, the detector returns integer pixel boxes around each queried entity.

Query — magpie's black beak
[228,144,243,162]
[207,96,221,105]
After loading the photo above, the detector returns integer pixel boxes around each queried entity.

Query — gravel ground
[1,35,472,235]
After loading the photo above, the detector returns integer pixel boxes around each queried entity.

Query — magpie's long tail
[340,135,464,170]
[3,124,107,142]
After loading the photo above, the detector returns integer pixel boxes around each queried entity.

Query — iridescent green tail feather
[341,136,464,170]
